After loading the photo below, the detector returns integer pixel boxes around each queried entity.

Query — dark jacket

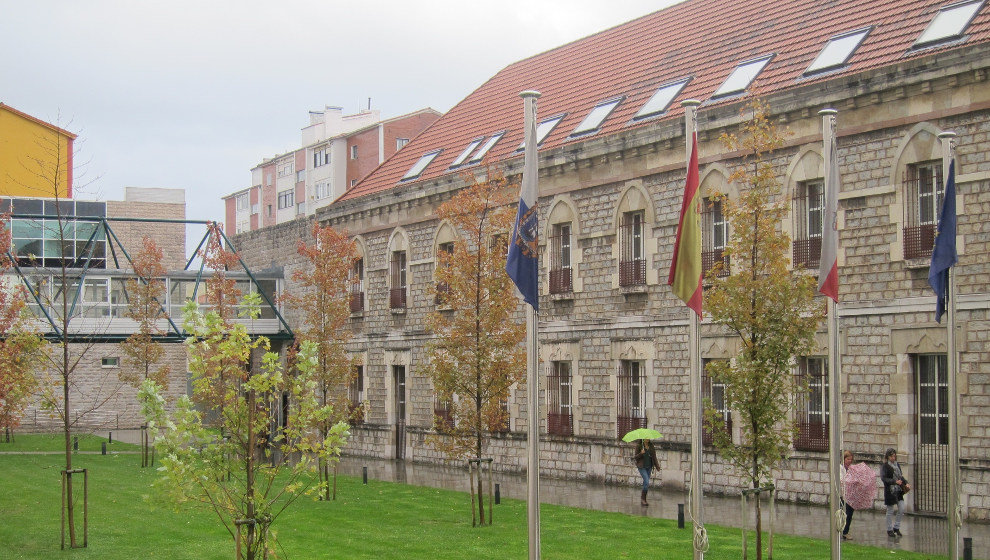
[634,441,659,471]
[880,461,909,506]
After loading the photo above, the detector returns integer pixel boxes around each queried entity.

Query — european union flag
[928,161,957,323]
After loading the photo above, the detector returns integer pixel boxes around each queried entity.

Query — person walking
[634,438,659,506]
[840,450,855,540]
[881,448,910,537]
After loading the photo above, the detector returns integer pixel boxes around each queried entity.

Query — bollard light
[108,432,112,443]
[678,503,685,528]
[73,436,78,452]
[362,466,368,484]
[101,442,107,455]
[495,483,500,504]
[963,537,973,560]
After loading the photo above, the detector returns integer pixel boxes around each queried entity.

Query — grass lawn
[0,436,945,560]
[0,432,138,453]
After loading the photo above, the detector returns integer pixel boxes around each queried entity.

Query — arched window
[613,183,656,289]
[387,229,409,310]
[545,197,581,296]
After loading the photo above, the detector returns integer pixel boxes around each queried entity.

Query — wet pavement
[338,456,990,559]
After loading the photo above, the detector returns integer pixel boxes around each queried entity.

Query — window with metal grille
[903,161,943,259]
[490,232,508,258]
[794,356,828,451]
[349,257,364,313]
[617,360,646,437]
[702,359,732,445]
[434,395,454,431]
[393,364,407,422]
[702,197,729,277]
[390,251,407,309]
[914,353,948,513]
[917,354,948,445]
[349,365,364,424]
[549,223,572,294]
[435,242,454,306]
[619,212,646,286]
[548,361,573,436]
[793,179,824,269]
[490,398,510,433]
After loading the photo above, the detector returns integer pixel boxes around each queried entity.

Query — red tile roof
[341,0,990,202]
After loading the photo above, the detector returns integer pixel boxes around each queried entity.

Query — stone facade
[231,41,990,519]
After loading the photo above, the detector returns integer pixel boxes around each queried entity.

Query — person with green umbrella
[627,429,660,506]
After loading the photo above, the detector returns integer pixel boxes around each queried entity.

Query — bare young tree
[9,116,122,548]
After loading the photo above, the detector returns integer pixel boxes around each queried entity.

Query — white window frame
[914,0,984,47]
[571,97,622,136]
[805,28,871,74]
[451,137,484,168]
[713,55,773,98]
[469,132,504,164]
[277,190,294,210]
[634,78,690,120]
[401,150,442,181]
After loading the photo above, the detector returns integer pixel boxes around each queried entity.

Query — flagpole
[938,130,959,560]
[820,108,843,560]
[681,99,705,560]
[519,89,542,560]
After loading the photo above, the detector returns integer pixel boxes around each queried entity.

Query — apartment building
[224,106,439,233]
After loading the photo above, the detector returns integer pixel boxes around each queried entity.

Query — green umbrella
[621,428,662,442]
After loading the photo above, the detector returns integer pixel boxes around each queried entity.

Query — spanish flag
[668,132,703,317]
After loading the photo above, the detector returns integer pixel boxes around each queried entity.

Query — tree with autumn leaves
[704,100,821,560]
[422,169,526,526]
[140,225,348,560]
[0,217,45,442]
[119,237,171,467]
[280,222,359,501]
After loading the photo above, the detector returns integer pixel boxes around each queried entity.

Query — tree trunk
[63,345,77,548]
[754,459,762,560]
[245,389,257,560]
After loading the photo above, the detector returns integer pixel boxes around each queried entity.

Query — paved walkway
[338,456,989,559]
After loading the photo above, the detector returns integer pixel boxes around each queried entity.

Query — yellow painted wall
[0,105,74,198]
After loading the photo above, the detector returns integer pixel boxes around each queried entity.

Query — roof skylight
[805,28,871,74]
[915,0,984,47]
[469,132,504,164]
[634,78,690,120]
[712,55,773,98]
[401,150,442,181]
[451,138,483,167]
[519,115,565,149]
[571,98,622,136]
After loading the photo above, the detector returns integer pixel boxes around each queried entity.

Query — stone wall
[229,60,990,519]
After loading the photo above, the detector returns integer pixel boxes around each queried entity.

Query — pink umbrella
[844,462,876,510]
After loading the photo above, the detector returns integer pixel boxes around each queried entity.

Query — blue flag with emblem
[928,160,957,323]
[507,93,540,310]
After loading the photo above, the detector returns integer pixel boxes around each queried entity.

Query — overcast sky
[1,0,680,226]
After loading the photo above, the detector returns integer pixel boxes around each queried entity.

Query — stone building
[232,0,990,519]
